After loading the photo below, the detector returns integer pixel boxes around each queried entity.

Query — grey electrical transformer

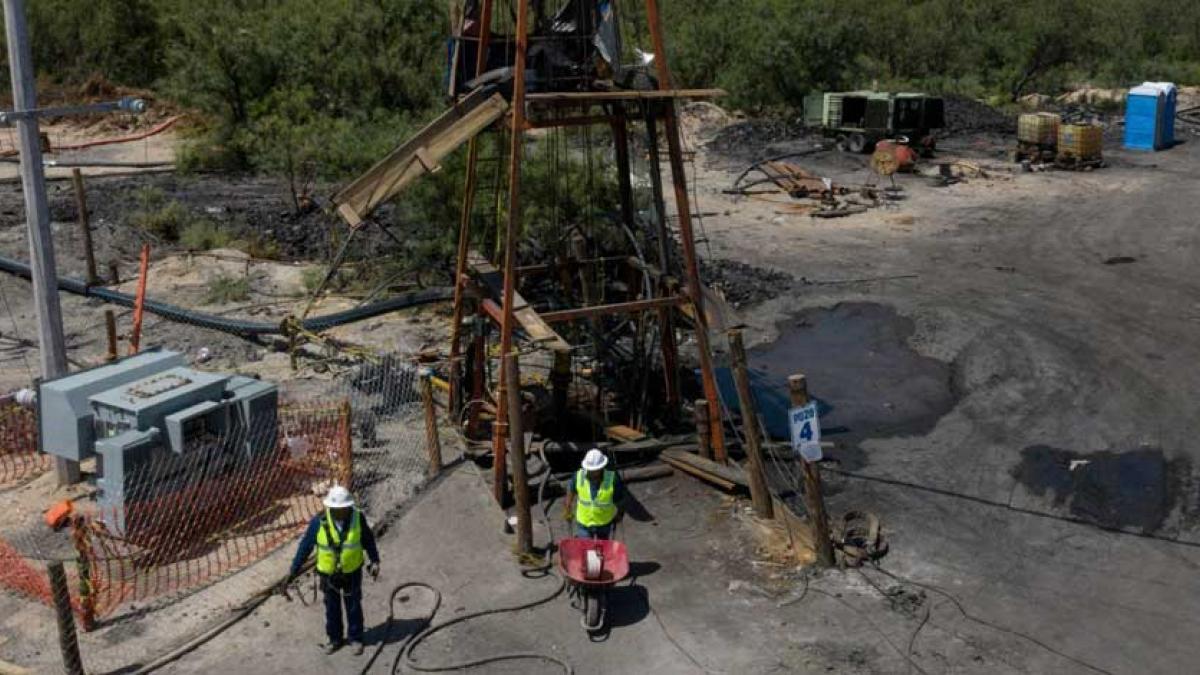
[36,348,279,536]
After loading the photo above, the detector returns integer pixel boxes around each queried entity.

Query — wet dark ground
[1013,445,1191,533]
[723,302,958,463]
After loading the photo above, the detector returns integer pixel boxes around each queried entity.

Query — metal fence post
[47,560,84,675]
[339,399,353,488]
[69,516,95,631]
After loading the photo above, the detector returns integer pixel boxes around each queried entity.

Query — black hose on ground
[361,449,570,674]
[359,576,571,675]
[0,254,453,338]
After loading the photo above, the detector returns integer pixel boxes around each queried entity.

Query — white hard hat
[581,449,609,471]
[323,485,354,509]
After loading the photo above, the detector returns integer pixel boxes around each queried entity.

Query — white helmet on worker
[323,484,354,509]
[581,449,609,471]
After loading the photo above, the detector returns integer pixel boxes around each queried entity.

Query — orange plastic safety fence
[75,402,350,620]
[0,536,54,607]
[0,402,49,488]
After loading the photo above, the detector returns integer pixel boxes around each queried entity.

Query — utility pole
[3,0,77,485]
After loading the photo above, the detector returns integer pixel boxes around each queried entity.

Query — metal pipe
[0,253,452,337]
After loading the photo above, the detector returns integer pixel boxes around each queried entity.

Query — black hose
[0,254,453,337]
[360,577,571,675]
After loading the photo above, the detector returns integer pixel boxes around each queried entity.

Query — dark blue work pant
[321,570,364,644]
[574,522,613,539]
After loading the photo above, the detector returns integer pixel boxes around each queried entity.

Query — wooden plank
[469,251,570,352]
[660,448,748,490]
[605,424,647,443]
[541,296,686,323]
[333,89,509,226]
[660,452,737,491]
[527,88,726,103]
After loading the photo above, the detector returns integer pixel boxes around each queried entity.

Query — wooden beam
[470,251,570,352]
[526,114,612,130]
[660,448,744,491]
[526,88,726,103]
[540,295,687,323]
[333,89,509,227]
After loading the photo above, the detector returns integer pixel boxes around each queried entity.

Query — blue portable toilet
[1124,84,1165,150]
[1143,81,1178,146]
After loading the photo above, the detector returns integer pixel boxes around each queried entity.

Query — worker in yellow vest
[563,449,626,539]
[290,485,380,655]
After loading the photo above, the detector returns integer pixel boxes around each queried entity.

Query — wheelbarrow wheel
[585,590,602,631]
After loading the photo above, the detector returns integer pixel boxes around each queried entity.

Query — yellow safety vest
[315,509,364,575]
[575,470,617,527]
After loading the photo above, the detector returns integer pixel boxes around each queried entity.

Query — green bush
[179,219,232,250]
[203,274,250,305]
[131,199,191,241]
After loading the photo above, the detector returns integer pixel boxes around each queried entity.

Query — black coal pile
[941,95,1015,136]
[700,258,793,308]
[706,117,812,159]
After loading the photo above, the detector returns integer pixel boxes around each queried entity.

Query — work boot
[351,641,364,656]
[322,640,342,655]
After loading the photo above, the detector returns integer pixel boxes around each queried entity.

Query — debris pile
[706,117,814,159]
[940,95,1015,136]
[700,258,793,308]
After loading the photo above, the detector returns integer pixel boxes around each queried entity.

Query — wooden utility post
[504,352,533,555]
[419,368,443,476]
[47,561,84,675]
[3,0,78,485]
[728,330,773,519]
[694,398,712,460]
[788,374,835,567]
[128,243,149,354]
[70,169,98,285]
[104,310,118,361]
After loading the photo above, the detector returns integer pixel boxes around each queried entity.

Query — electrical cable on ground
[859,565,1117,675]
[359,443,569,674]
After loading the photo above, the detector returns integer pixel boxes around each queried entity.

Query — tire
[848,133,867,154]
[585,591,602,630]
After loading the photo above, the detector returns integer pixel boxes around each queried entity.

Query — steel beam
[448,0,495,421]
[645,0,724,453]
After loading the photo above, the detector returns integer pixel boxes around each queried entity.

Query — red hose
[52,115,180,152]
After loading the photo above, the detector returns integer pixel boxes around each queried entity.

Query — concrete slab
[137,448,1200,675]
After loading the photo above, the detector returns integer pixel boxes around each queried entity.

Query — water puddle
[1013,445,1189,533]
[717,302,958,465]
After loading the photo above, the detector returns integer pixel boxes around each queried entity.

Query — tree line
[2,0,1197,178]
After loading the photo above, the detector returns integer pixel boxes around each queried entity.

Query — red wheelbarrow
[558,537,629,632]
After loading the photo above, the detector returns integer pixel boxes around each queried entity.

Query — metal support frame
[444,0,727,484]
[645,0,725,458]
[493,0,532,502]
[449,0,496,424]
